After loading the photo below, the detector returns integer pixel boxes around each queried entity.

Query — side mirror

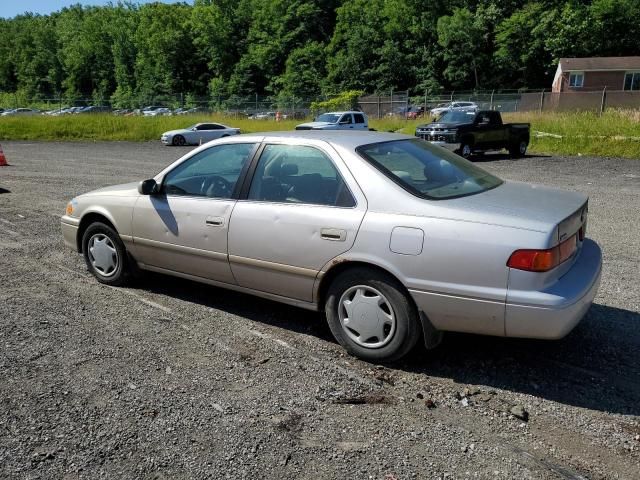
[138,179,159,195]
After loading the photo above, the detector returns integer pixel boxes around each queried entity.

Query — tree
[437,8,485,89]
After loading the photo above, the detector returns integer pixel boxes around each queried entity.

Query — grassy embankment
[0,110,639,158]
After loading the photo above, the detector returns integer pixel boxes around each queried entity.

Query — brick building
[552,57,640,93]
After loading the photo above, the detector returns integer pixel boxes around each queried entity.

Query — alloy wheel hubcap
[88,234,118,277]
[338,285,396,348]
[462,145,471,157]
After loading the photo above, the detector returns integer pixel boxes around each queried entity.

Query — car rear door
[227,140,367,302]
[353,113,368,130]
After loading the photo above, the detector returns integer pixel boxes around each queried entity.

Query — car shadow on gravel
[471,153,551,163]
[136,273,336,343]
[133,275,639,415]
[0,187,10,194]
[401,303,640,416]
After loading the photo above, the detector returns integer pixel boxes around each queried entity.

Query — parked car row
[1,108,41,116]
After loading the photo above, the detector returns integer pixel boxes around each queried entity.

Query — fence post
[450,91,454,102]
[255,93,258,113]
[424,90,428,118]
[599,87,607,116]
[390,89,393,116]
[538,90,544,113]
[405,89,409,119]
[490,90,494,110]
[377,95,380,119]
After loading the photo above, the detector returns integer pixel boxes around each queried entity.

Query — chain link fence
[2,89,639,118]
[360,89,640,118]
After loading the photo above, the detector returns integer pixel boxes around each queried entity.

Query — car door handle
[321,228,346,241]
[205,216,224,226]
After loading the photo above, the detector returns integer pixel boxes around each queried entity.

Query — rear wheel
[509,139,528,158]
[325,267,420,362]
[82,222,131,286]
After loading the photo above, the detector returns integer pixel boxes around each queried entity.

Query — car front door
[130,142,257,283]
[337,114,355,130]
[227,142,367,302]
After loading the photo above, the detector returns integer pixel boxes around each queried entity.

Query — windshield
[438,111,476,123]
[356,139,503,200]
[316,113,341,123]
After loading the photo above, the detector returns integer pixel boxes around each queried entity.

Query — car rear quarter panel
[338,210,548,336]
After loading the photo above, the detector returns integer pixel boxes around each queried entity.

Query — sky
[1,1,185,19]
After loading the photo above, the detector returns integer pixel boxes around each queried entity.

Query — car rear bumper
[409,239,602,340]
[504,238,602,339]
[61,215,80,251]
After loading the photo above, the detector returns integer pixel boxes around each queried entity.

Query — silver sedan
[61,132,602,362]
[161,123,240,146]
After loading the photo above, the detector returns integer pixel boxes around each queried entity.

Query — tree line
[0,0,638,106]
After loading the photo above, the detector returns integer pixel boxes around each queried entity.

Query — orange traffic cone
[0,144,8,166]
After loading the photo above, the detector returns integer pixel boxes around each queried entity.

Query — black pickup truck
[415,110,530,159]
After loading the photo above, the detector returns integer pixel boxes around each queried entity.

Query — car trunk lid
[445,180,588,240]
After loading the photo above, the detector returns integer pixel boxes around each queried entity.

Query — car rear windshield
[356,139,503,200]
[438,111,476,123]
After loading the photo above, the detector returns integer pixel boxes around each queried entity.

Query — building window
[624,72,640,91]
[568,72,584,88]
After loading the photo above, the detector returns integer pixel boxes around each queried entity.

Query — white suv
[295,111,368,130]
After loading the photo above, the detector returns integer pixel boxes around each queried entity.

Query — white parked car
[296,111,368,130]
[430,102,478,117]
[1,108,40,116]
[161,123,241,146]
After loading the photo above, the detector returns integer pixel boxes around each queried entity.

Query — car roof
[242,130,409,150]
[321,111,364,115]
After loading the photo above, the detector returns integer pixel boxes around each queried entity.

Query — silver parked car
[430,101,478,117]
[161,123,241,146]
[61,132,602,362]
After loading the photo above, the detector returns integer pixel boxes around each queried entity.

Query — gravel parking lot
[0,141,638,479]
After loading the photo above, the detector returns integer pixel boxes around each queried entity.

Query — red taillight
[508,235,577,272]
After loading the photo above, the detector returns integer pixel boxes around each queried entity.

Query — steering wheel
[200,175,232,197]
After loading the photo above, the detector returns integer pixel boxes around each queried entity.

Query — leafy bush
[310,90,363,112]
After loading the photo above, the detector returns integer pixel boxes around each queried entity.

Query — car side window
[247,144,356,207]
[339,114,353,124]
[163,143,255,198]
[354,113,365,124]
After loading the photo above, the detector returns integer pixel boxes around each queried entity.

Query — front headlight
[65,198,77,216]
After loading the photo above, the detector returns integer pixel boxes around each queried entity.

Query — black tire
[173,135,186,146]
[82,222,131,286]
[509,139,528,158]
[459,142,473,159]
[325,267,420,362]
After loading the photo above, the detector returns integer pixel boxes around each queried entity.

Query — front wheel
[325,268,420,362]
[172,135,186,146]
[459,142,473,159]
[82,222,131,286]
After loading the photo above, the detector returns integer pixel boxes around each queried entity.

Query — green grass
[1,110,639,158]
